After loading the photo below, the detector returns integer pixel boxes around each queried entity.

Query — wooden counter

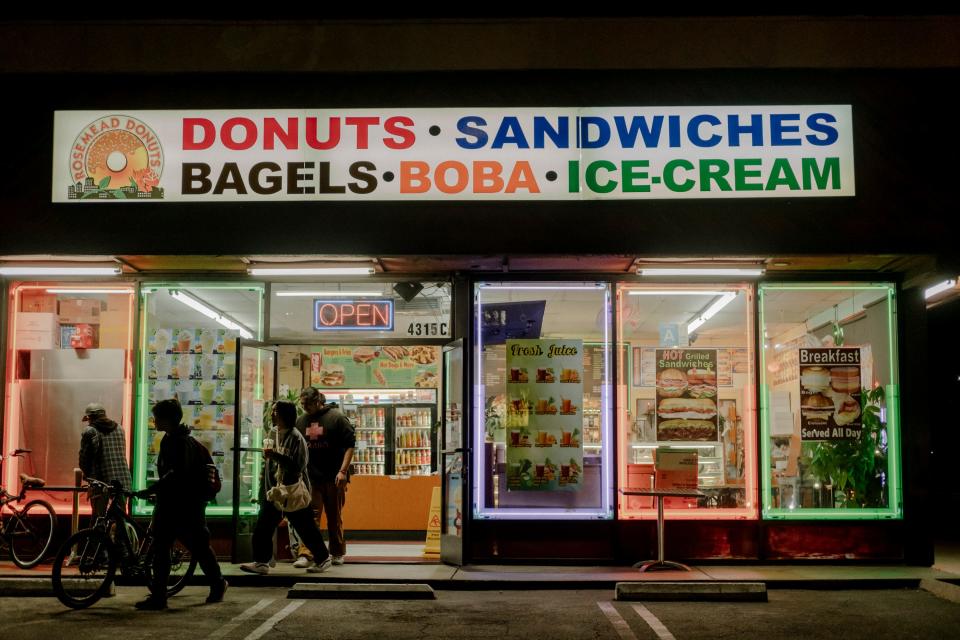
[334,474,440,531]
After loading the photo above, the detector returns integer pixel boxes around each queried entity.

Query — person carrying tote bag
[240,401,332,575]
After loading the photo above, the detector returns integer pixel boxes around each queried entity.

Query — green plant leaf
[129,177,138,189]
[98,176,111,189]
[112,189,126,199]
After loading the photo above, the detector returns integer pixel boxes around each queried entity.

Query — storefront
[0,63,951,566]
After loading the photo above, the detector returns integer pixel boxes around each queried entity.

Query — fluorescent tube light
[45,288,134,294]
[275,291,384,297]
[478,285,604,290]
[627,290,726,296]
[687,291,737,334]
[248,267,375,276]
[638,268,764,277]
[170,291,254,339]
[0,266,121,276]
[924,279,956,299]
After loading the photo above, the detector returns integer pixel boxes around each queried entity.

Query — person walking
[133,398,227,610]
[240,401,332,575]
[292,387,355,568]
[78,402,132,518]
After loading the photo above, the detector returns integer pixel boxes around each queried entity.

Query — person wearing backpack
[133,398,227,610]
[240,401,332,575]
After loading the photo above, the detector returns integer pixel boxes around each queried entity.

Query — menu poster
[310,345,440,389]
[505,339,584,492]
[149,327,236,355]
[799,348,862,440]
[636,347,745,388]
[655,348,719,442]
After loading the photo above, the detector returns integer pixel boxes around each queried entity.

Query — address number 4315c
[407,322,449,337]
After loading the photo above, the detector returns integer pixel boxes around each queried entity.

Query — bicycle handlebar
[85,478,135,498]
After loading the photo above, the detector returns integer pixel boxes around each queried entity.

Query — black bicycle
[0,448,55,568]
[51,479,198,609]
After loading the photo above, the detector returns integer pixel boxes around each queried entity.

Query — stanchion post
[72,468,82,534]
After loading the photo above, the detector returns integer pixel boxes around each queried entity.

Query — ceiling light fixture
[0,266,121,276]
[275,291,385,297]
[45,288,134,294]
[687,291,738,334]
[924,279,956,299]
[247,267,375,276]
[627,290,726,296]
[170,290,254,339]
[638,268,765,277]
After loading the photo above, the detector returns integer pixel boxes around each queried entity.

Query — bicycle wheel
[145,539,198,597]
[52,529,117,609]
[9,499,56,569]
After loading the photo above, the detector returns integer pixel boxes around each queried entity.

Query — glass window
[474,282,613,520]
[3,283,136,514]
[134,283,264,516]
[269,281,452,341]
[759,282,901,519]
[617,283,758,520]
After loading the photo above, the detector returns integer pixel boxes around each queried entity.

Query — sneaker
[206,578,228,603]
[331,555,345,566]
[306,557,333,573]
[239,562,270,575]
[134,596,168,611]
[292,556,311,569]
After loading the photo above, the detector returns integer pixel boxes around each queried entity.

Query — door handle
[441,448,465,455]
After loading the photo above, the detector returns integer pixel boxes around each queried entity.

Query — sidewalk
[3,550,959,592]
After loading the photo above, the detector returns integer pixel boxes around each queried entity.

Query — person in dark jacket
[292,387,355,568]
[240,401,332,575]
[78,402,131,517]
[133,398,227,610]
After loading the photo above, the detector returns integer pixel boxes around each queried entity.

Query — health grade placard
[505,339,584,492]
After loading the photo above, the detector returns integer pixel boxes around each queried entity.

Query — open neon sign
[313,299,394,331]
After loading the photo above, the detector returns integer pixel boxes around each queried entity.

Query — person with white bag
[240,401,332,575]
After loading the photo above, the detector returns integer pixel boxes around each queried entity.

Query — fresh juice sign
[52,107,854,201]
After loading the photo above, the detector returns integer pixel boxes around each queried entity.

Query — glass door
[441,339,465,565]
[232,339,277,562]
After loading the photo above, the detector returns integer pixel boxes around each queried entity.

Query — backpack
[188,436,222,502]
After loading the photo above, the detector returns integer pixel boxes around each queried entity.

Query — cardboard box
[655,450,699,509]
[16,312,59,333]
[98,309,130,348]
[58,298,102,324]
[16,330,58,350]
[626,463,655,509]
[20,292,57,313]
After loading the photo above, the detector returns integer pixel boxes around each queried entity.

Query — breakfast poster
[505,339,584,491]
[310,346,439,389]
[655,348,719,441]
[798,348,862,440]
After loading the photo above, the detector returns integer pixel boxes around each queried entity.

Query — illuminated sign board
[313,299,394,331]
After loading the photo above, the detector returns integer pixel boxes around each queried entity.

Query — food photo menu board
[504,339,584,492]
[310,345,440,389]
[798,348,862,441]
[655,348,719,442]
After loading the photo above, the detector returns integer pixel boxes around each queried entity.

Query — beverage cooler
[323,390,438,477]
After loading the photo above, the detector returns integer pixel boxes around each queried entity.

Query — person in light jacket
[240,401,332,575]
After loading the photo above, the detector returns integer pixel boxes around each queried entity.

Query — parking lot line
[207,598,275,639]
[631,604,676,640]
[597,601,638,640]
[243,600,306,640]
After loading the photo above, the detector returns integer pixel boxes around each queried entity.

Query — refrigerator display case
[322,390,438,477]
[133,283,264,516]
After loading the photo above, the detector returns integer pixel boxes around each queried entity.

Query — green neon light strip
[133,283,265,517]
[758,283,902,521]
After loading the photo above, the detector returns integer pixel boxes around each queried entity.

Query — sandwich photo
[800,392,834,420]
[657,368,688,398]
[318,365,345,386]
[834,394,861,425]
[352,346,379,364]
[657,418,717,441]
[830,366,861,394]
[657,397,718,420]
[686,368,717,398]
[800,366,831,390]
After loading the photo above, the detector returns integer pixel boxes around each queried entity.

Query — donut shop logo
[66,115,165,200]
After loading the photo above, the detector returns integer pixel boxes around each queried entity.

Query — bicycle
[0,448,56,568]
[51,479,198,609]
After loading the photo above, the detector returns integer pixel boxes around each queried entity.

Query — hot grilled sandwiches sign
[655,349,719,442]
[52,107,854,202]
